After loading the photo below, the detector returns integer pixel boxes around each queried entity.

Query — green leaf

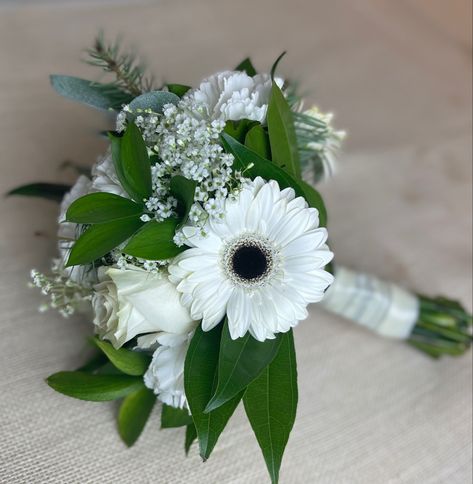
[185,424,198,455]
[66,218,143,267]
[46,371,144,401]
[184,325,243,460]
[6,182,71,202]
[245,125,271,159]
[50,75,132,111]
[76,351,108,373]
[224,119,258,144]
[123,219,185,260]
[128,90,180,116]
[109,123,152,201]
[298,180,327,227]
[243,330,298,484]
[161,404,193,428]
[118,387,156,446]
[267,82,301,178]
[205,321,283,413]
[170,176,197,227]
[235,57,257,76]
[92,337,151,376]
[270,52,287,81]
[167,84,191,97]
[66,193,144,224]
[222,134,327,226]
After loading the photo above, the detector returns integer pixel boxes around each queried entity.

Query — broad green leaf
[50,75,132,111]
[222,134,327,226]
[298,180,327,227]
[6,182,71,202]
[128,91,180,116]
[184,325,243,460]
[66,218,143,267]
[245,125,271,159]
[161,404,193,428]
[123,219,185,260]
[270,52,287,81]
[92,337,151,376]
[243,330,298,484]
[185,424,198,455]
[167,84,191,97]
[46,371,144,401]
[76,352,108,373]
[205,321,283,413]
[235,57,257,76]
[267,82,301,178]
[224,119,258,144]
[66,193,144,224]
[170,175,197,227]
[109,123,152,201]
[118,387,156,446]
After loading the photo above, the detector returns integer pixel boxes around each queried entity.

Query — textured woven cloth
[0,1,471,483]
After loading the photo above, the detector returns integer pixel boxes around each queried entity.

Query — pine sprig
[85,33,156,97]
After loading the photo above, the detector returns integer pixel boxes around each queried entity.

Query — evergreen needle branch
[85,33,156,97]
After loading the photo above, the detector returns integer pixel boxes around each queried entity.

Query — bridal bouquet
[9,36,471,483]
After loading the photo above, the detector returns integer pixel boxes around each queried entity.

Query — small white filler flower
[169,177,334,341]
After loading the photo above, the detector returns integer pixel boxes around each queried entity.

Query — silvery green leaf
[128,91,180,117]
[50,75,133,111]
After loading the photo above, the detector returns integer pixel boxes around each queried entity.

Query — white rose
[92,266,196,349]
[185,70,284,123]
[142,332,192,409]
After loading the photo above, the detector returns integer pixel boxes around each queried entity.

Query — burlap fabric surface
[0,1,471,482]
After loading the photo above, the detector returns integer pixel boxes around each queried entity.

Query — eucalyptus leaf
[185,424,198,455]
[267,82,301,178]
[66,193,144,224]
[112,122,153,201]
[161,404,193,428]
[92,337,151,376]
[123,219,185,260]
[245,125,271,159]
[184,325,242,460]
[66,218,143,267]
[6,183,71,202]
[243,330,298,484]
[167,84,191,97]
[205,321,283,412]
[128,91,180,117]
[46,371,144,401]
[50,75,132,111]
[170,175,197,227]
[118,387,156,447]
[235,57,257,76]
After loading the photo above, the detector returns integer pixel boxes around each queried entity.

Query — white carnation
[185,71,284,123]
[57,175,95,285]
[90,152,128,198]
[142,332,193,409]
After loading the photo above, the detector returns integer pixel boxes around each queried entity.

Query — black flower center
[231,244,269,281]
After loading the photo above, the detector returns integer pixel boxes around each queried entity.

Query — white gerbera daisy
[168,177,334,342]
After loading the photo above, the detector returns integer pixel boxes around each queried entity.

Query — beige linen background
[0,1,471,483]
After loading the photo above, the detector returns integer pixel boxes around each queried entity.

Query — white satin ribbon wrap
[321,266,419,339]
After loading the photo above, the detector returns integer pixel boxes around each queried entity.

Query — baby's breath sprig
[30,267,92,318]
[85,33,156,97]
